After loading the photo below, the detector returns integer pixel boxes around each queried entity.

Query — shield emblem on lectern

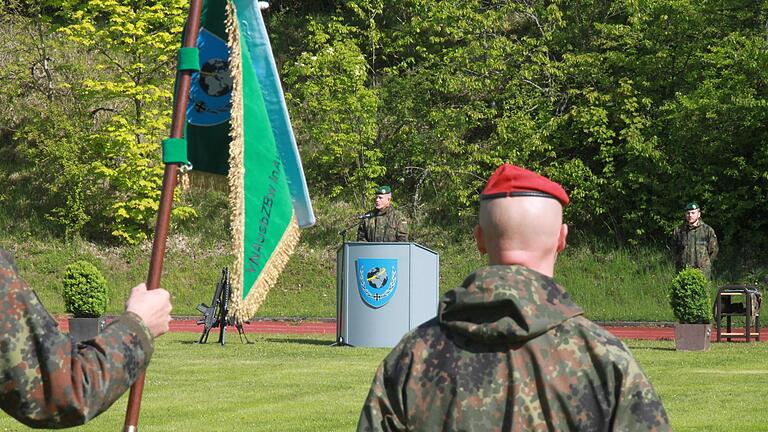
[357,258,398,308]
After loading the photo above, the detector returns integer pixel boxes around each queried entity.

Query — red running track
[57,318,768,341]
[607,325,767,341]
[56,318,336,335]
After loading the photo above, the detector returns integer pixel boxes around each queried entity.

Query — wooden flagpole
[123,0,203,429]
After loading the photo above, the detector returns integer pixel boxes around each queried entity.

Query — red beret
[480,164,569,206]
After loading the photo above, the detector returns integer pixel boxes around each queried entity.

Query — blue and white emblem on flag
[187,28,232,126]
[357,258,398,308]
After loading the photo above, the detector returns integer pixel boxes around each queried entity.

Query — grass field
[0,232,748,322]
[2,189,767,322]
[1,333,767,431]
[0,233,676,321]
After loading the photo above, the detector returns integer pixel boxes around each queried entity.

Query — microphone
[355,211,376,220]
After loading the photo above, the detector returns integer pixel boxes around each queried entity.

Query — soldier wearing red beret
[358,164,670,432]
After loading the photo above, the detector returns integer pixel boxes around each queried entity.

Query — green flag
[186,0,309,321]
[186,0,230,175]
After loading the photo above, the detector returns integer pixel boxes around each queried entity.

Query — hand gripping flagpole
[122,0,203,430]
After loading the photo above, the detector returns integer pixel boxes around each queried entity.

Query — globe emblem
[366,267,388,289]
[199,58,232,97]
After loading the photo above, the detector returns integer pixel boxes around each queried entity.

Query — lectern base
[336,241,439,348]
[329,336,352,347]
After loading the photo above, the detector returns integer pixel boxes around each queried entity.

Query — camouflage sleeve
[0,250,154,429]
[611,355,671,431]
[357,219,368,242]
[356,350,408,432]
[395,215,408,242]
[708,227,718,262]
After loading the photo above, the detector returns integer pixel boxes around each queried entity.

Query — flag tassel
[224,1,300,322]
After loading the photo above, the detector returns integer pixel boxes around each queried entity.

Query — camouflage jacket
[672,220,718,279]
[357,265,670,432]
[0,248,154,428]
[356,206,409,242]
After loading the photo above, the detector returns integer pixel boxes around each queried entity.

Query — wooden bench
[715,285,761,342]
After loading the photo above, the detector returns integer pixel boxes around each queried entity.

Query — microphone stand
[339,212,376,243]
[332,217,364,347]
[338,221,360,243]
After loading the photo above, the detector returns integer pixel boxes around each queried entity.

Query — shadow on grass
[179,340,213,345]
[264,337,334,346]
[625,345,676,352]
[179,339,259,346]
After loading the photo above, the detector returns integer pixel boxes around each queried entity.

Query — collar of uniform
[438,265,583,344]
[687,219,702,229]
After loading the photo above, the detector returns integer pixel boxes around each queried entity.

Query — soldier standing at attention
[357,164,670,432]
[0,248,172,428]
[356,185,409,242]
[672,202,718,279]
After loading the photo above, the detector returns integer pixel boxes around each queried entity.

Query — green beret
[685,202,699,210]
[375,185,391,194]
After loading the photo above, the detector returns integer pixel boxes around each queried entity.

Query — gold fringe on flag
[225,1,300,323]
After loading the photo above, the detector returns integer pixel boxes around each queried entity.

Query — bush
[62,261,109,318]
[669,267,712,324]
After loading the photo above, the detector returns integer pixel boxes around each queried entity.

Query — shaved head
[474,197,567,277]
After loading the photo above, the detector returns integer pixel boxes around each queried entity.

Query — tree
[283,19,382,205]
[42,0,194,242]
[0,4,100,237]
[275,0,768,250]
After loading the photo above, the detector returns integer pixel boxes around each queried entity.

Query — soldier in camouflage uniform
[0,248,172,428]
[357,164,670,432]
[672,202,718,279]
[357,185,409,242]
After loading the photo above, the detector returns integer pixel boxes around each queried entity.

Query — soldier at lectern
[357,185,409,242]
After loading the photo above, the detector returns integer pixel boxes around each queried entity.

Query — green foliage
[669,267,712,324]
[2,0,768,281]
[13,103,110,239]
[3,197,686,322]
[45,0,192,243]
[0,10,89,236]
[62,260,108,318]
[283,21,382,204]
[3,0,767,249]
[0,1,194,243]
[89,113,167,243]
[273,0,768,249]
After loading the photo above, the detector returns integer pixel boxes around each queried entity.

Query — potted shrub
[669,267,712,351]
[63,260,109,343]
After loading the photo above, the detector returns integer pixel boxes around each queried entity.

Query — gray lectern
[336,242,439,347]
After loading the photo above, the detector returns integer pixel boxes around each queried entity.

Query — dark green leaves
[669,268,711,324]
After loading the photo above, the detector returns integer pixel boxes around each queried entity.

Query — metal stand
[330,334,351,347]
[196,267,252,345]
[338,221,359,243]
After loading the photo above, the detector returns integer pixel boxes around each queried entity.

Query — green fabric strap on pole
[177,47,200,71]
[162,138,188,165]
